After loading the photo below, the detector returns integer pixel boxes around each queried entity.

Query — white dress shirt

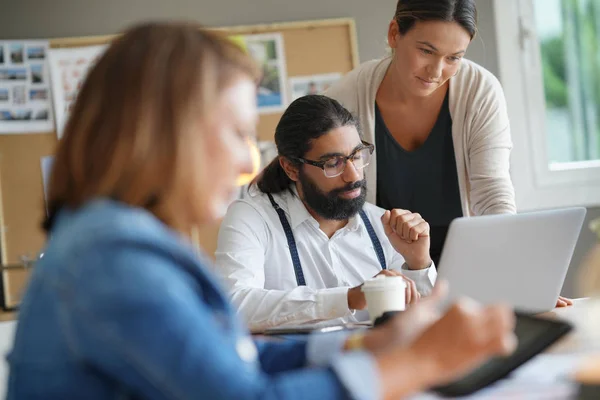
[214,185,437,332]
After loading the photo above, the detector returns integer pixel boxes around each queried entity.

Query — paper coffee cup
[361,275,406,323]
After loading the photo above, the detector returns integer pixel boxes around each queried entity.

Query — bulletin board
[0,18,359,309]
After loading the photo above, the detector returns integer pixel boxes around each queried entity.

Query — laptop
[436,207,586,313]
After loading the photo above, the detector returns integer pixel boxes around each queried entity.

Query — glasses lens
[323,157,345,177]
[322,148,372,178]
[351,148,372,170]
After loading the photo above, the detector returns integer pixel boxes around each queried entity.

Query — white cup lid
[361,275,406,292]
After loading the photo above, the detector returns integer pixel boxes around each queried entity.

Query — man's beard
[298,170,367,220]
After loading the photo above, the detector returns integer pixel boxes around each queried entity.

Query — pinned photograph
[30,88,48,101]
[244,33,287,113]
[0,88,8,102]
[0,68,27,81]
[31,64,44,84]
[0,109,32,121]
[34,109,49,120]
[12,85,26,105]
[289,73,343,102]
[10,44,24,64]
[27,46,46,60]
[0,46,4,64]
[12,110,32,120]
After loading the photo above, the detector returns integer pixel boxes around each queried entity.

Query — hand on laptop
[347,269,421,310]
[381,209,433,270]
[556,296,574,307]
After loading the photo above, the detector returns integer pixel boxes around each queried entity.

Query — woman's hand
[555,296,574,307]
[369,284,517,399]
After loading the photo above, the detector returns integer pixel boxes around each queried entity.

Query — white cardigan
[325,57,516,216]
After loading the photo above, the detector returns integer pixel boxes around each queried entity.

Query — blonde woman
[7,22,515,400]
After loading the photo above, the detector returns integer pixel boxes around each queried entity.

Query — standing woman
[326,0,516,266]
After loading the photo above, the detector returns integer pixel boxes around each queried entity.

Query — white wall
[0,0,497,67]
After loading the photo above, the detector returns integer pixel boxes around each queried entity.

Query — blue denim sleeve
[254,330,350,372]
[307,331,381,400]
[256,331,381,399]
[254,339,308,373]
[61,239,355,400]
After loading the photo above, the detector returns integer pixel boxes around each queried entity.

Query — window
[493,0,600,210]
[534,0,600,167]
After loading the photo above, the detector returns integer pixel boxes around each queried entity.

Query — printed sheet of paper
[238,33,288,114]
[48,44,107,138]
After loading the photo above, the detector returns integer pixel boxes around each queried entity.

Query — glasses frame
[293,140,375,178]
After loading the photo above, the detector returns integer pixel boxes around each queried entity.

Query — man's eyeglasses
[293,141,375,178]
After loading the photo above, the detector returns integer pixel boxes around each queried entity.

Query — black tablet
[432,312,573,397]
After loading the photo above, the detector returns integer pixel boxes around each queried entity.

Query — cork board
[0,18,359,309]
[0,133,57,308]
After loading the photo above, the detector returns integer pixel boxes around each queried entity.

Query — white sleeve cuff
[305,330,351,366]
[330,351,381,400]
[316,287,352,319]
[399,262,437,296]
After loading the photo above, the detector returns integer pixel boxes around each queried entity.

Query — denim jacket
[7,200,379,400]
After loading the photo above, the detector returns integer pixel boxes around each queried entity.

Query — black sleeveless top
[375,91,463,266]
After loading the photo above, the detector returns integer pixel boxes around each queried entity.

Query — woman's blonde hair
[44,22,259,232]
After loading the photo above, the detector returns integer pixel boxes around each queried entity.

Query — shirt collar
[285,186,318,230]
[284,186,363,233]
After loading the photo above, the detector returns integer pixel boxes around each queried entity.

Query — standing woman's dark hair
[256,95,360,194]
[394,0,478,39]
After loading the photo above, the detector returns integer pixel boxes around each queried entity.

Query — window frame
[493,0,600,211]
